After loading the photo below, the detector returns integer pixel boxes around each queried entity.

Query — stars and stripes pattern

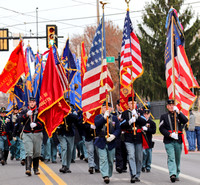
[82,14,113,123]
[53,45,69,92]
[120,10,143,87]
[165,8,199,117]
[120,10,143,111]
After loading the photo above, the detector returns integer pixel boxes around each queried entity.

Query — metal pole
[36,7,39,48]
[97,0,100,26]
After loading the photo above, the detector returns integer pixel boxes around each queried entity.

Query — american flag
[165,8,199,117]
[120,10,143,110]
[53,45,69,92]
[82,15,113,123]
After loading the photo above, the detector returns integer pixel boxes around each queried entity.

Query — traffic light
[46,25,58,48]
[0,29,9,51]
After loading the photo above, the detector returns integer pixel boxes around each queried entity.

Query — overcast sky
[0,0,199,73]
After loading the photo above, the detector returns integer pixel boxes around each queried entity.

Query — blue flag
[14,78,25,109]
[74,58,82,110]
[61,39,77,85]
[25,46,34,97]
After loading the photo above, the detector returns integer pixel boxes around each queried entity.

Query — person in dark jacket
[114,99,128,173]
[120,96,146,183]
[94,101,120,184]
[159,99,188,183]
[9,105,20,161]
[0,107,12,165]
[18,97,43,176]
[141,109,156,173]
[56,101,79,173]
[13,107,26,166]
[84,122,99,174]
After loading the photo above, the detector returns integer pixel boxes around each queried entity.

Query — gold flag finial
[100,1,107,10]
[125,0,131,11]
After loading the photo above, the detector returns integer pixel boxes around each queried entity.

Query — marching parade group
[0,95,189,184]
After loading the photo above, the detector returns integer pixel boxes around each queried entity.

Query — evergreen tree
[135,0,200,101]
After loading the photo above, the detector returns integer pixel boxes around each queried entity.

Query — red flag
[38,47,71,137]
[81,41,87,86]
[0,41,28,93]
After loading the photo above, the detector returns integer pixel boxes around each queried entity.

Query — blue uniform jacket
[94,114,120,150]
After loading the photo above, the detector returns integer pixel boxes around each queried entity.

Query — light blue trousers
[23,132,43,158]
[97,145,115,178]
[125,142,143,178]
[165,141,182,177]
[57,135,74,168]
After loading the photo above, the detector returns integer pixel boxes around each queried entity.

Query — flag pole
[125,0,136,135]
[171,9,177,133]
[100,1,109,138]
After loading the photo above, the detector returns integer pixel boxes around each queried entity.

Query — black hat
[29,97,36,101]
[0,107,8,113]
[143,109,150,114]
[13,105,19,110]
[116,100,120,105]
[128,96,136,102]
[167,99,174,105]
[102,101,112,107]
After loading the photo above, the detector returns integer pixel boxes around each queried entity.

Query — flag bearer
[159,99,188,183]
[0,107,12,165]
[120,96,146,183]
[94,101,120,184]
[18,97,43,176]
[114,100,128,173]
[56,99,79,173]
[9,105,20,161]
[84,122,100,174]
[141,109,156,173]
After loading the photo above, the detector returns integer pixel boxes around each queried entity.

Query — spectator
[186,109,196,151]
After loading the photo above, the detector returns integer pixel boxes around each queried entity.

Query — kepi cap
[102,101,112,107]
[128,96,136,102]
[167,99,174,105]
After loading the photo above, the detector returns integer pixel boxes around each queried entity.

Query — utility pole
[36,7,39,48]
[97,0,100,25]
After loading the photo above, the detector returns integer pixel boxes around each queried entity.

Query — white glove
[106,134,116,142]
[171,132,178,140]
[13,137,17,141]
[132,109,138,118]
[103,110,110,120]
[30,122,37,129]
[5,118,10,122]
[90,124,96,129]
[118,114,122,120]
[173,106,179,113]
[27,110,33,116]
[142,126,148,131]
[129,117,136,125]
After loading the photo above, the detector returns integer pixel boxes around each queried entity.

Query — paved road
[1,137,200,185]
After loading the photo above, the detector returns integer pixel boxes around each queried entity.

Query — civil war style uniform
[94,102,120,184]
[18,97,43,176]
[114,100,128,174]
[0,107,12,165]
[9,105,21,161]
[13,106,26,166]
[141,109,156,173]
[159,99,188,183]
[120,97,147,183]
[83,122,99,174]
[56,102,79,173]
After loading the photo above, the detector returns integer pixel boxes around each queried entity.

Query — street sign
[106,56,115,63]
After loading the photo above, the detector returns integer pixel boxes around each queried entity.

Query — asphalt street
[1,136,200,185]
